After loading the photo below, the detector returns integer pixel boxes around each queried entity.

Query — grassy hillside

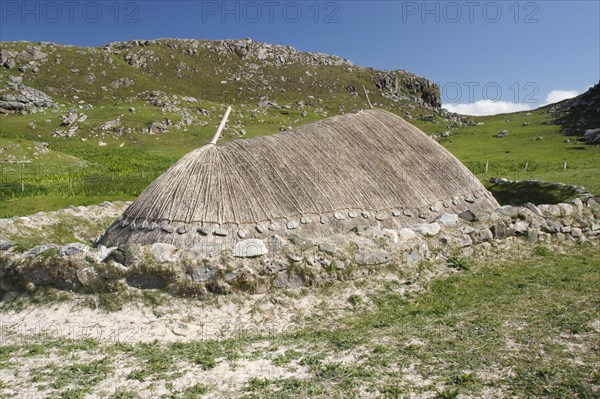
[0,40,598,217]
[444,108,600,194]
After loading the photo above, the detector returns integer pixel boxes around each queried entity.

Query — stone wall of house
[1,197,598,300]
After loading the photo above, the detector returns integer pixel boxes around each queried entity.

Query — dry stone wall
[1,197,599,300]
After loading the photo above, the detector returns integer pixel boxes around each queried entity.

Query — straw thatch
[99,109,499,247]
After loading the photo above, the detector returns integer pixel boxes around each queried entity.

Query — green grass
[442,108,600,195]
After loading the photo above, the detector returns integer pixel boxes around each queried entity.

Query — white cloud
[443,100,532,116]
[545,90,580,104]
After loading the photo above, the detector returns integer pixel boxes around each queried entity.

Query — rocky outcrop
[1,45,49,72]
[0,78,57,114]
[374,71,442,109]
[104,38,353,67]
[546,82,600,142]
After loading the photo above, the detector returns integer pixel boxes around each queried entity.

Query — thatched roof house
[99,109,499,248]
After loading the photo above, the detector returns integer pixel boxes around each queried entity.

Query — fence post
[563,159,567,171]
[485,160,489,175]
[524,160,529,172]
[20,163,24,192]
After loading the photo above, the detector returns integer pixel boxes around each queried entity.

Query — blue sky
[1,0,598,115]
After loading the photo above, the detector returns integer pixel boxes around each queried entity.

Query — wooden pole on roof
[210,106,232,145]
[362,85,373,109]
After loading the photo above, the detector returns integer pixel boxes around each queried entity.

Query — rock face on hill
[0,38,447,116]
[546,82,600,144]
[0,81,57,114]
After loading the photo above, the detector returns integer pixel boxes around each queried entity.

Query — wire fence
[0,159,595,202]
[0,163,163,201]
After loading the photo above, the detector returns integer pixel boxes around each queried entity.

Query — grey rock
[458,210,478,222]
[322,234,347,246]
[61,112,78,126]
[318,243,337,256]
[96,245,114,262]
[375,213,387,221]
[440,233,473,248]
[287,254,303,263]
[557,203,574,216]
[150,243,177,263]
[356,249,393,265]
[58,243,89,257]
[458,234,473,247]
[495,130,509,138]
[470,228,493,243]
[192,267,216,282]
[585,198,599,210]
[496,205,518,218]
[99,118,121,130]
[0,237,16,251]
[460,225,475,234]
[569,198,584,214]
[286,221,299,230]
[527,229,539,243]
[161,225,174,234]
[4,58,16,69]
[273,272,304,289]
[23,244,59,258]
[538,204,561,218]
[435,213,459,227]
[117,244,145,267]
[409,223,441,236]
[288,234,314,251]
[524,202,544,217]
[399,228,417,240]
[233,239,268,258]
[543,220,562,233]
[583,128,600,145]
[490,223,514,239]
[513,220,529,234]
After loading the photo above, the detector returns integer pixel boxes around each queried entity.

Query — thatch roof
[99,109,499,247]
